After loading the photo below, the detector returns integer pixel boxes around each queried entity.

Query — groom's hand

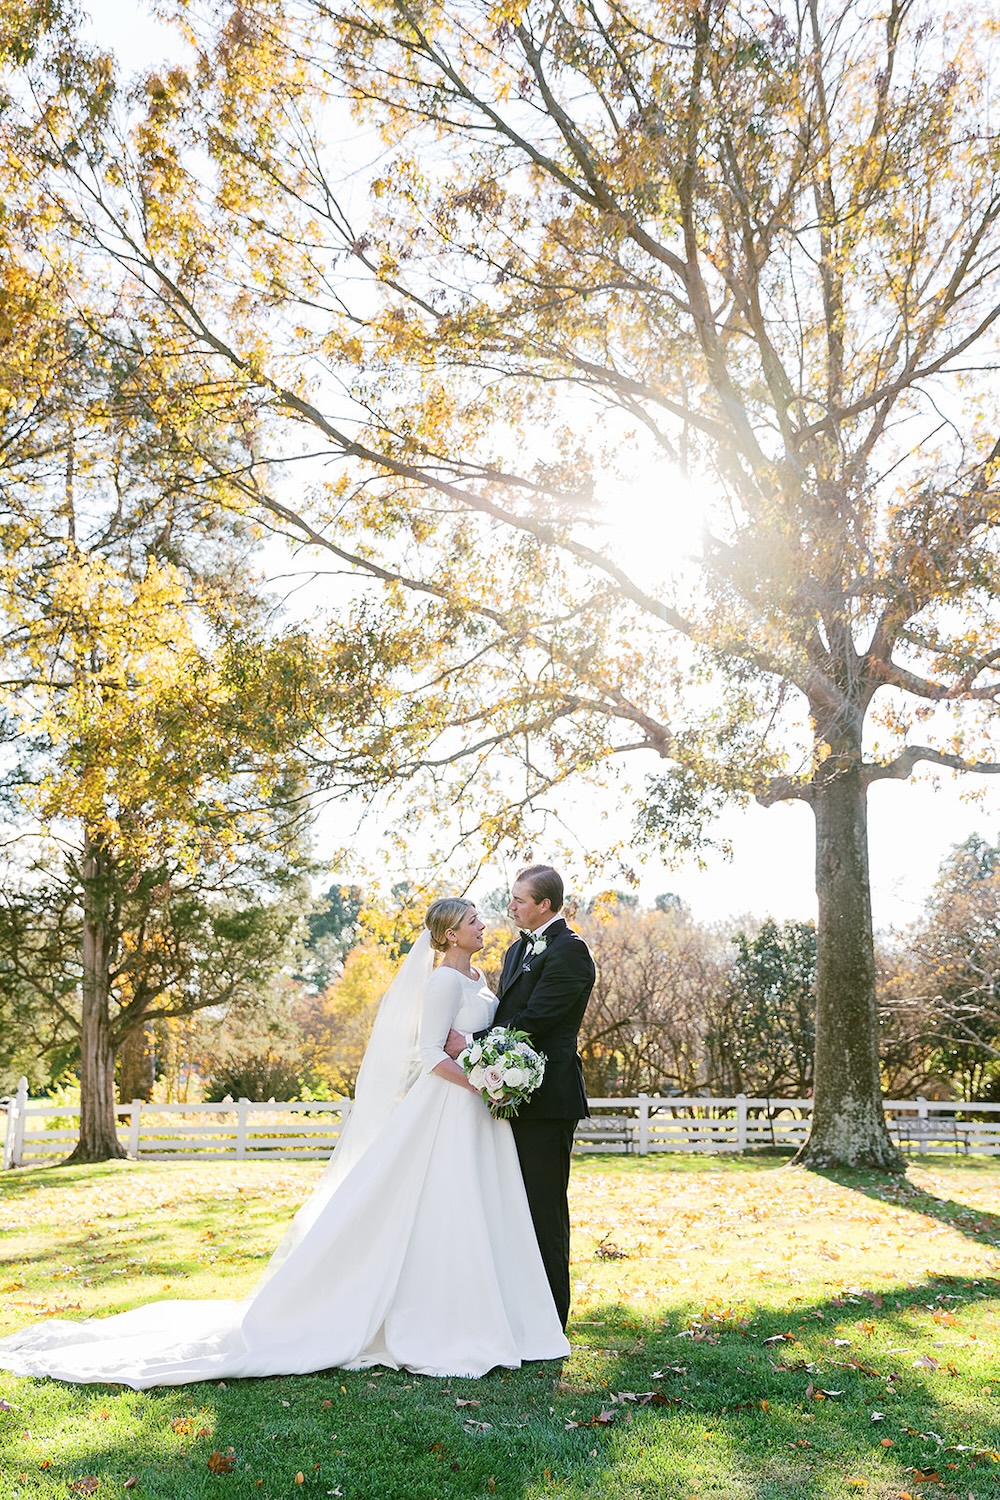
[444,1029,467,1060]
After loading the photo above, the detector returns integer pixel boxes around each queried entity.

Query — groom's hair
[517,865,563,913]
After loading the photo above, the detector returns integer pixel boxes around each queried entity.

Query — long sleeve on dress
[419,968,464,1072]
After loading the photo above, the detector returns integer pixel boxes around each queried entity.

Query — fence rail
[3,1080,1000,1167]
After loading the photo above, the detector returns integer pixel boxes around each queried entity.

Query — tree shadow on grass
[538,1275,1000,1500]
[0,1162,127,1198]
[3,1277,998,1500]
[812,1167,1000,1254]
[0,1224,241,1281]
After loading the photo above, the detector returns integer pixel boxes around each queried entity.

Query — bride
[0,898,570,1387]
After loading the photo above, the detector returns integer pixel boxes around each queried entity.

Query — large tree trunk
[66,839,126,1163]
[795,743,904,1171]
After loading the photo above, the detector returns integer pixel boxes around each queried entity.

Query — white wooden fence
[3,1079,1000,1167]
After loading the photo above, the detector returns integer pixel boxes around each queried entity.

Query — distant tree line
[5,837,996,1111]
[573,836,999,1104]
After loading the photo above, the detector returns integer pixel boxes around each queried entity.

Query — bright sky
[76,0,999,931]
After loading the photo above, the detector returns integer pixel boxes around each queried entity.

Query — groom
[447,864,595,1329]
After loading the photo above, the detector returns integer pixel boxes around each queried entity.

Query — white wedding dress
[0,961,569,1387]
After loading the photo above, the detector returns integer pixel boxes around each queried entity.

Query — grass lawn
[1,1153,998,1500]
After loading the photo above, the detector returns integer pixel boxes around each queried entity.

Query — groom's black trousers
[510,1117,576,1330]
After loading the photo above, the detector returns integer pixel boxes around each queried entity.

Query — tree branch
[864,746,1000,785]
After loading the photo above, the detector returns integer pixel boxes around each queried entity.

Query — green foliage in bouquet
[459,1027,546,1120]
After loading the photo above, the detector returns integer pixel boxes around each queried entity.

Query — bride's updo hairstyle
[425,897,473,953]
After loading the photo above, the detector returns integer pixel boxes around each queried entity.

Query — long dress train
[0,966,570,1387]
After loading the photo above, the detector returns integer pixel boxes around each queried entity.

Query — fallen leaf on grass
[913,1355,940,1371]
[607,1390,677,1407]
[566,1409,616,1429]
[207,1448,237,1474]
[880,1438,895,1448]
[455,1398,480,1408]
[294,1474,304,1485]
[39,1460,53,1470]
[124,1480,138,1491]
[804,1382,844,1400]
[762,1333,797,1345]
[841,1359,880,1376]
[0,1399,13,1413]
[909,1470,941,1484]
[845,1482,868,1490]
[171,1417,194,1436]
[68,1480,100,1495]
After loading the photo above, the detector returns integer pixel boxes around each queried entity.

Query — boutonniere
[522,935,547,971]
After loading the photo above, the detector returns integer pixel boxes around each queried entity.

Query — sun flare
[592,447,714,595]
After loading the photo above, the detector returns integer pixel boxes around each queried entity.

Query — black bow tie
[518,929,532,941]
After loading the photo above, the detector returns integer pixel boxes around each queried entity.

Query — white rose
[467,1043,483,1065]
[482,1064,506,1092]
[503,1067,527,1091]
[468,1065,487,1089]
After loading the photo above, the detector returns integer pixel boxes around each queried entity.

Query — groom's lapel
[499,934,526,998]
[501,918,568,996]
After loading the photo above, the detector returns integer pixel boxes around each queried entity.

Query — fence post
[637,1094,649,1155]
[917,1095,928,1154]
[236,1098,249,1159]
[2,1079,23,1169]
[11,1077,28,1169]
[736,1093,748,1152]
[128,1100,142,1159]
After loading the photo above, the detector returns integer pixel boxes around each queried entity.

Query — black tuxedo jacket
[484,918,595,1121]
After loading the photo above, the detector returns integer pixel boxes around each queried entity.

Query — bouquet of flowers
[459,1027,546,1119]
